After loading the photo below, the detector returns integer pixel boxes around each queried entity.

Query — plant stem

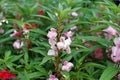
[55,15,63,78]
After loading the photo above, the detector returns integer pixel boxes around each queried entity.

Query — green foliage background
[0,0,120,80]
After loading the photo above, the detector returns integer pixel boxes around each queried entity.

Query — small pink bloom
[57,37,71,50]
[13,40,23,49]
[10,30,21,37]
[117,73,120,80]
[62,61,74,72]
[113,37,120,47]
[47,28,57,39]
[57,37,65,50]
[64,38,72,46]
[47,75,58,80]
[23,28,30,34]
[111,46,120,63]
[47,49,57,56]
[103,26,117,35]
[48,39,56,47]
[66,46,71,54]
[104,33,112,40]
[23,24,30,34]
[57,37,72,54]
[64,31,73,38]
[57,41,65,49]
[94,48,103,59]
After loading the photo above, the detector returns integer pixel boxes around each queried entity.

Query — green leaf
[23,43,29,65]
[2,29,14,36]
[9,55,23,62]
[84,62,105,69]
[77,53,89,66]
[0,37,12,43]
[6,62,14,69]
[40,56,52,65]
[89,25,106,32]
[5,50,11,58]
[77,35,112,47]
[30,48,46,56]
[29,72,45,79]
[61,71,70,80]
[4,51,12,61]
[99,65,118,80]
[30,29,47,36]
[34,66,47,75]
[47,12,56,22]
[24,70,30,80]
[63,55,72,61]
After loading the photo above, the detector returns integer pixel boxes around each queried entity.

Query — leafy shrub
[0,0,120,80]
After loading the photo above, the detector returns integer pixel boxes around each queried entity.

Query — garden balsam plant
[1,0,120,80]
[47,26,74,79]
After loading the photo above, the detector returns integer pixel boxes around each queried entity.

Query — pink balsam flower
[23,28,30,34]
[57,37,72,54]
[104,33,112,40]
[47,28,57,39]
[103,26,117,40]
[47,75,58,80]
[48,49,57,56]
[48,39,56,47]
[13,40,23,49]
[111,46,120,63]
[103,26,117,35]
[113,37,120,47]
[62,61,74,72]
[64,31,73,38]
[10,30,21,37]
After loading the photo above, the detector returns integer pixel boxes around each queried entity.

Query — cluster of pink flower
[47,28,73,56]
[9,10,44,50]
[103,26,120,62]
[103,26,118,40]
[47,61,74,80]
[47,28,74,79]
[111,37,120,62]
[10,23,34,49]
[10,30,24,49]
[47,75,58,80]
